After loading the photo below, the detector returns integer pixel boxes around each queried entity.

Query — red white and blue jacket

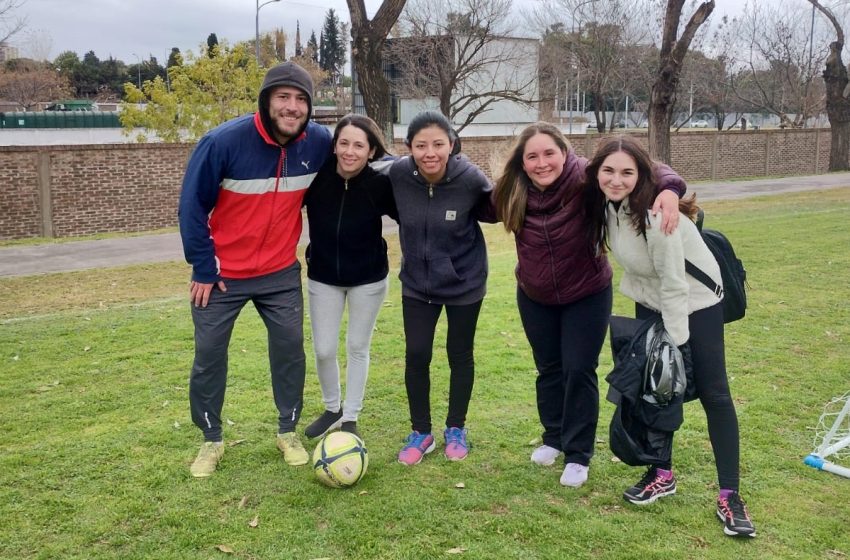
[179,113,332,283]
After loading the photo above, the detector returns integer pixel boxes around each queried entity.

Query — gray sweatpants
[307,277,388,422]
[189,263,305,441]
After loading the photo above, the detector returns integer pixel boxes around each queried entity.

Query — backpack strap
[642,210,722,299]
[685,259,723,298]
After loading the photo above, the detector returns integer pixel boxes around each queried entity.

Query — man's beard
[272,114,306,144]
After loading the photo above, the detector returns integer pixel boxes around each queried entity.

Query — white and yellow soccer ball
[312,431,368,488]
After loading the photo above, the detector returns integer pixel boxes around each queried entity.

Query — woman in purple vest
[490,122,685,488]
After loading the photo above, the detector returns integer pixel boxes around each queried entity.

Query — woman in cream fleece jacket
[585,136,757,539]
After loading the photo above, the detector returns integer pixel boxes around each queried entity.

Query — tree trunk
[347,0,407,138]
[351,34,392,135]
[823,40,850,170]
[810,0,850,171]
[648,69,677,163]
[829,120,850,171]
[647,0,714,164]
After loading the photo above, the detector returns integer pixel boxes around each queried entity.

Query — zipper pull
[429,185,433,198]
[345,179,348,191]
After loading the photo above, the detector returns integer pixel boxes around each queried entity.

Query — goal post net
[805,391,850,479]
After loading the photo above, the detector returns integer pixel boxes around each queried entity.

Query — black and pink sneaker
[717,491,757,537]
[623,467,677,505]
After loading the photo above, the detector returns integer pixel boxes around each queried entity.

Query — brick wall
[0,143,193,240]
[0,149,41,239]
[0,129,836,240]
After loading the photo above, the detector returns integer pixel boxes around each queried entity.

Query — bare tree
[390,0,537,132]
[19,28,52,61]
[728,0,828,128]
[347,0,407,136]
[532,0,653,133]
[0,59,70,109]
[648,0,715,163]
[0,0,26,44]
[809,0,850,170]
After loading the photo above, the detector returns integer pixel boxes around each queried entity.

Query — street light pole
[570,0,597,133]
[132,52,141,89]
[256,0,282,65]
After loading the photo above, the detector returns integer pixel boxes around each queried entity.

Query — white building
[353,34,540,137]
[0,41,19,62]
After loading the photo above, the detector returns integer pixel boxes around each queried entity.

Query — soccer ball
[312,431,368,488]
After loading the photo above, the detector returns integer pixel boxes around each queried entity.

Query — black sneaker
[716,491,757,537]
[623,467,677,505]
[341,421,360,438]
[304,409,343,439]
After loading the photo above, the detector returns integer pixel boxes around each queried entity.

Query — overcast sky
[12,0,753,65]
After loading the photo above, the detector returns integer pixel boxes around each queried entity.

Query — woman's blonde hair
[493,122,571,233]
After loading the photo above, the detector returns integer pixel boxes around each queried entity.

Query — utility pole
[256,0,282,65]
[132,52,141,89]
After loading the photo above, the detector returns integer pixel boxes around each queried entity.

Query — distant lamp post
[256,0,282,65]
[568,0,597,134]
[132,52,141,89]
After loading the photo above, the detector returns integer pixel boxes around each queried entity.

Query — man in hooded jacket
[179,62,332,477]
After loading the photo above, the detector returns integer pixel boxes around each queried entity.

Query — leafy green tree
[167,47,182,68]
[307,31,319,64]
[53,50,82,94]
[74,50,102,97]
[99,56,127,98]
[319,8,346,84]
[207,33,219,57]
[119,42,265,142]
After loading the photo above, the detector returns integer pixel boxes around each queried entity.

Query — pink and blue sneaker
[398,431,436,466]
[444,427,469,461]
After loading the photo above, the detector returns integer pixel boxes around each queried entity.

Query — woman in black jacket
[302,114,396,439]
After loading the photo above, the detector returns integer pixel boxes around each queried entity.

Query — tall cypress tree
[318,8,344,84]
[295,21,303,58]
[307,31,319,64]
[206,33,219,58]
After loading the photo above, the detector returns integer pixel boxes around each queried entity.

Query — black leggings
[637,302,741,490]
[402,296,482,434]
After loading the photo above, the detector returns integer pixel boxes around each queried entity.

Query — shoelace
[637,467,660,487]
[405,432,429,449]
[445,429,464,446]
[723,493,751,521]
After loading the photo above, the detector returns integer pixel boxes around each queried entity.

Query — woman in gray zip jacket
[388,111,492,466]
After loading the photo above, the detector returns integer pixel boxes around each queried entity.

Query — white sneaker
[530,444,561,466]
[560,462,589,488]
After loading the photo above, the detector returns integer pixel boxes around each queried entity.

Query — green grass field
[1,189,849,559]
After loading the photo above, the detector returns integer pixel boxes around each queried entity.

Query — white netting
[812,391,850,460]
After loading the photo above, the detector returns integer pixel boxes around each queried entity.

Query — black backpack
[688,210,747,323]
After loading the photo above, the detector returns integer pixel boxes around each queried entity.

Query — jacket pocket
[428,256,465,295]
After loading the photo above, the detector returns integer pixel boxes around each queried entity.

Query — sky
[11,0,755,66]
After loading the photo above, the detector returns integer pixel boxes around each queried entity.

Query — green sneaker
[190,441,224,478]
[276,432,309,466]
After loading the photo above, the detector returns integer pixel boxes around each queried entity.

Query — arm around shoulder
[652,162,687,197]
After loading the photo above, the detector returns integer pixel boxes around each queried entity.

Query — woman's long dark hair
[584,136,697,253]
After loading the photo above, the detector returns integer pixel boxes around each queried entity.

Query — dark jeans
[189,263,305,441]
[517,285,612,466]
[402,296,482,434]
[637,302,740,490]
